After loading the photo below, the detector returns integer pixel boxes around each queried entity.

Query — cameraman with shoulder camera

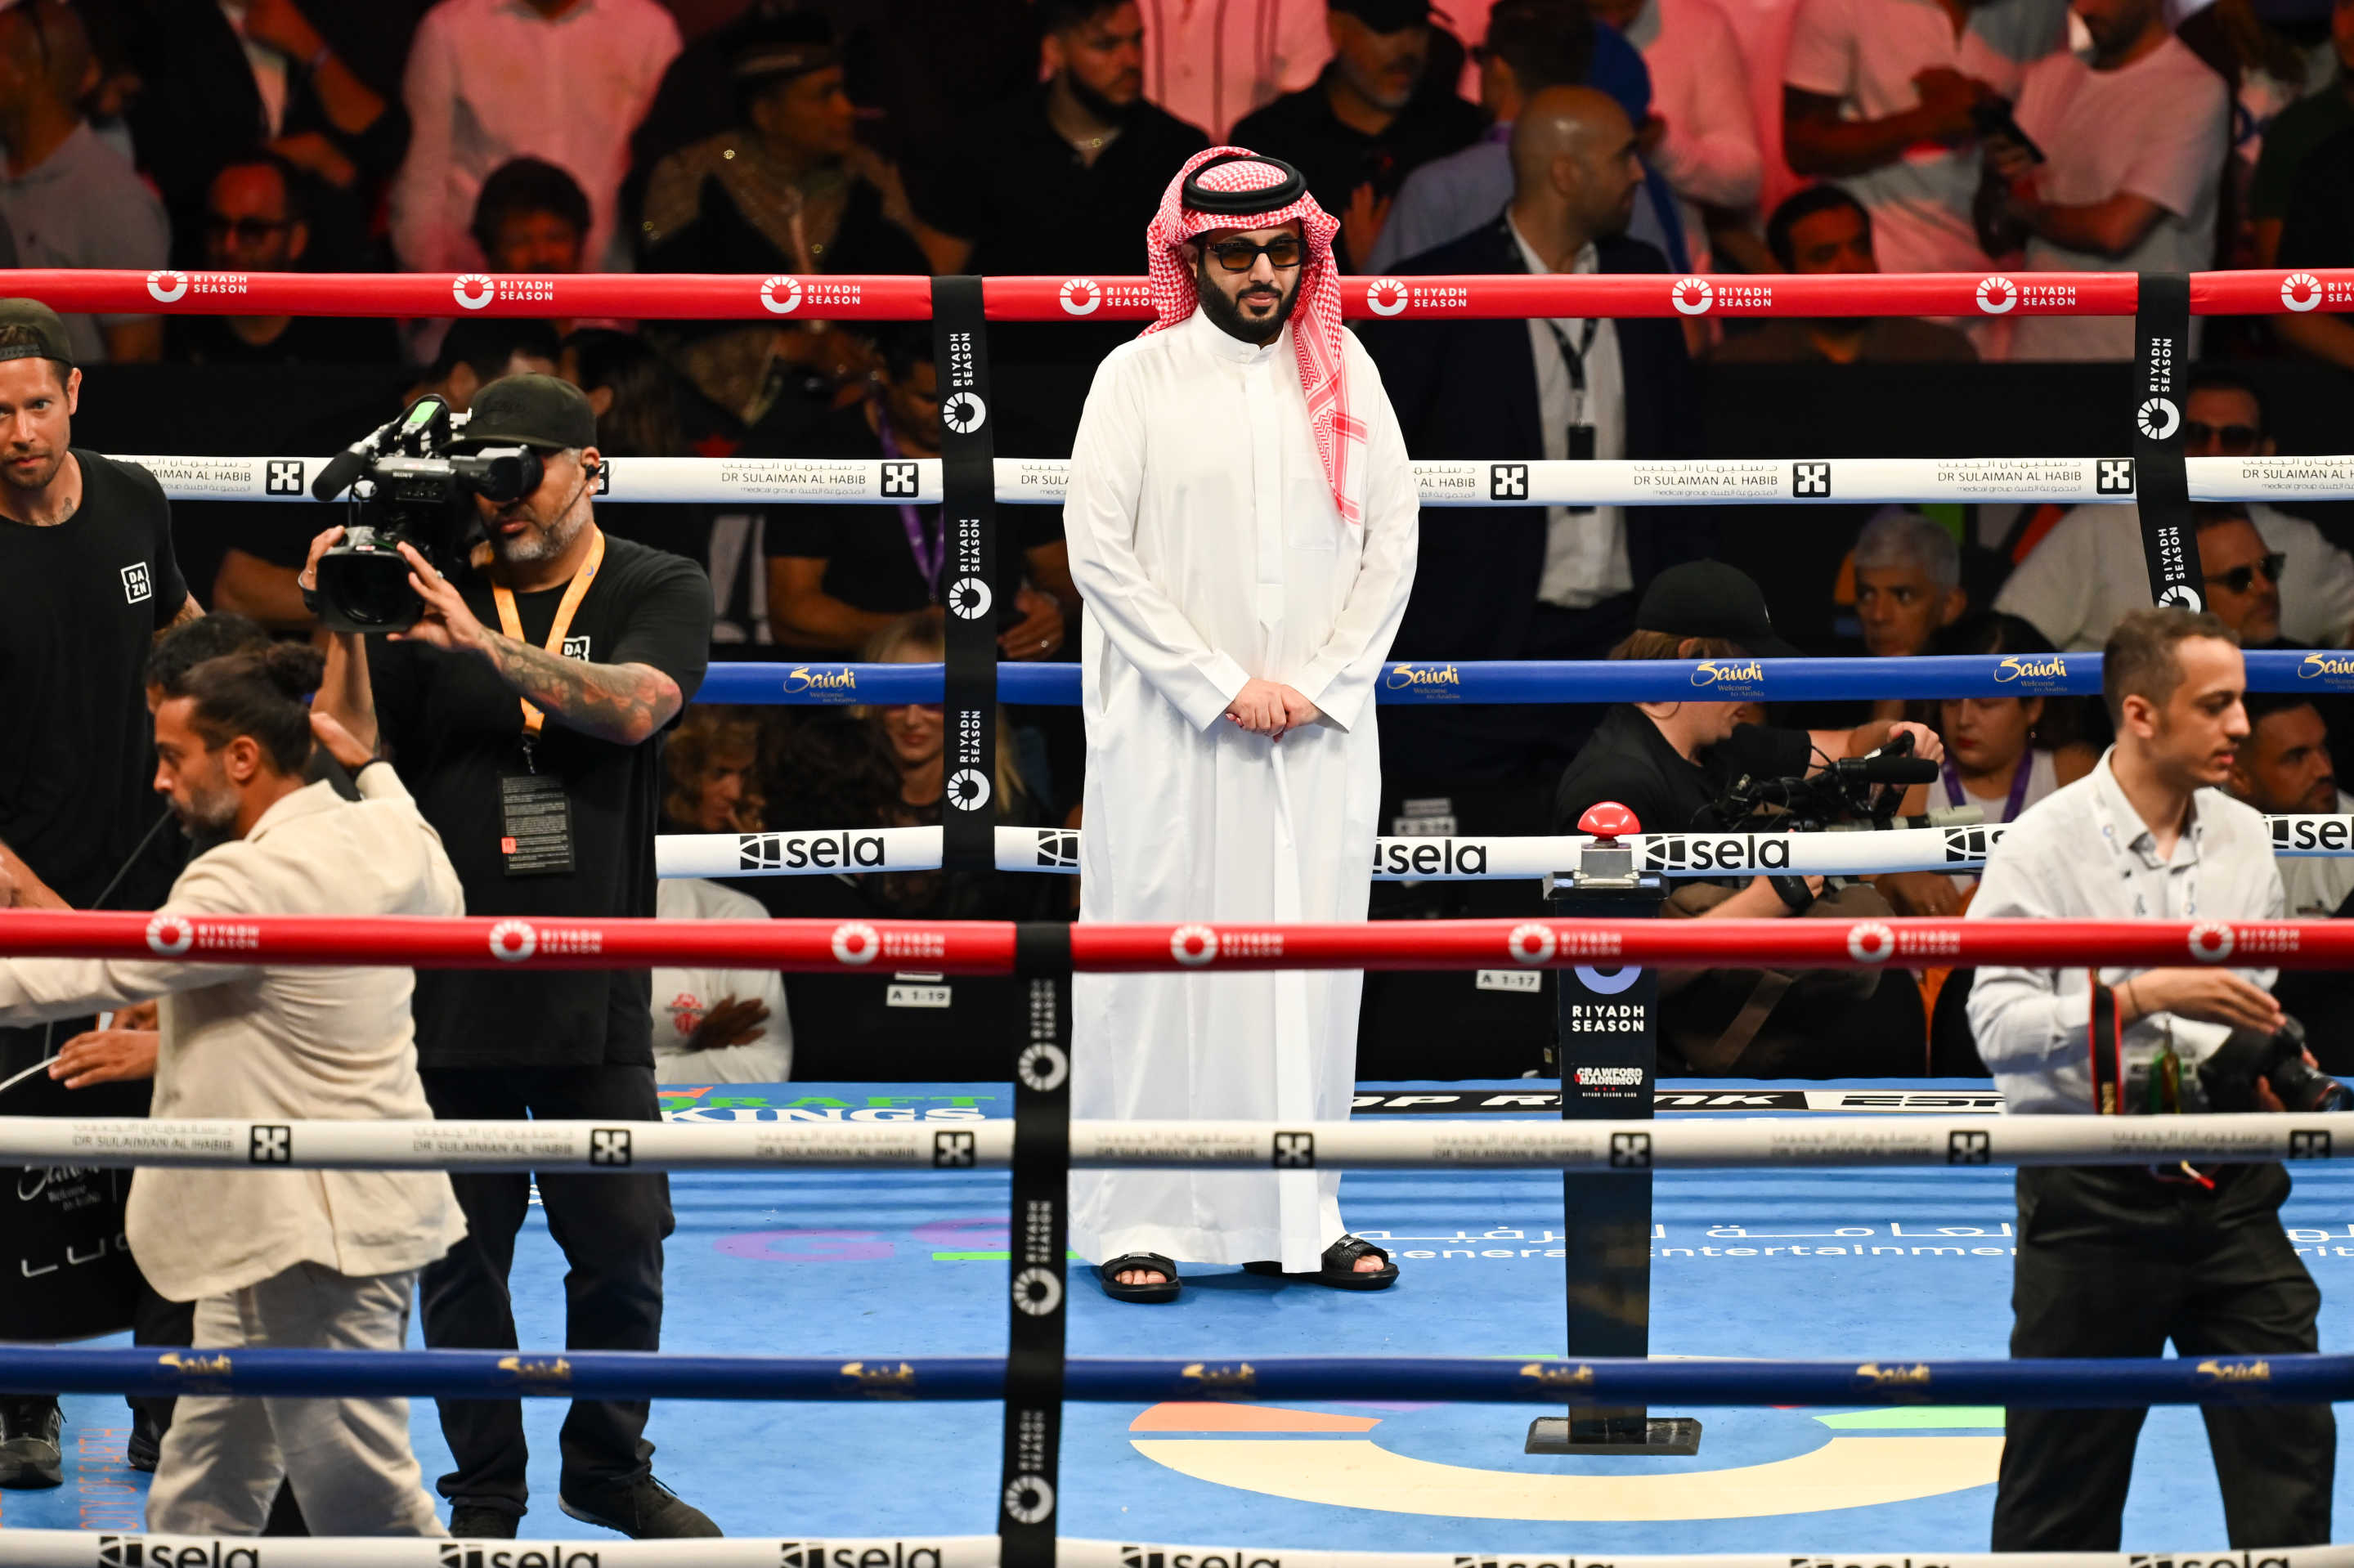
[1968,606,2334,1552]
[1554,562,1943,1075]
[305,376,720,1542]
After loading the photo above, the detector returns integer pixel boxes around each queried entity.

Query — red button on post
[1578,801,1639,843]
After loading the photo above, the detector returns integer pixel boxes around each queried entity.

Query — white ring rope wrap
[12,1113,2348,1172]
[110,453,2354,508]
[656,817,2354,882]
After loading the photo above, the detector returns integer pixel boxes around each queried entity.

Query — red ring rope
[0,909,2332,973]
[11,268,2351,320]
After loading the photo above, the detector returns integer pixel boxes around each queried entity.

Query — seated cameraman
[1968,607,2333,1552]
[1554,562,1943,1076]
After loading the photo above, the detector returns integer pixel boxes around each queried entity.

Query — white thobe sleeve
[1062,352,1255,731]
[0,862,264,1024]
[1292,347,1420,734]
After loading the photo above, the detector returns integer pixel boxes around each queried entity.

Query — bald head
[1508,86,1644,260]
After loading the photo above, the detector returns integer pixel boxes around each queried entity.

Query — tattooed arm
[475,634,683,746]
[155,593,204,640]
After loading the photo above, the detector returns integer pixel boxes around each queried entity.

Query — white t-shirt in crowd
[1136,0,1328,140]
[1627,0,1764,271]
[2007,36,2229,361]
[1782,0,2068,276]
[1993,500,2354,651]
[652,876,791,1083]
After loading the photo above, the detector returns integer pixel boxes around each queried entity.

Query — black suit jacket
[1363,216,1711,662]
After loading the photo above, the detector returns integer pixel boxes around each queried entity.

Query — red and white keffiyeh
[1143,146,1366,526]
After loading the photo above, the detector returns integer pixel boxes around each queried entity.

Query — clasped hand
[1225,678,1320,741]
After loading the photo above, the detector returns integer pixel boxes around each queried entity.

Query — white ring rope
[111,452,2354,508]
[11,1111,2347,1173]
[661,816,2354,883]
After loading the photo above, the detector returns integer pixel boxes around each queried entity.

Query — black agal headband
[1181,153,1308,217]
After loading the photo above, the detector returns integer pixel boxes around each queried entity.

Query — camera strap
[2090,979,2123,1114]
[490,526,607,742]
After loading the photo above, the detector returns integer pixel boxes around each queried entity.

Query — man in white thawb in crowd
[1060,147,1420,1302]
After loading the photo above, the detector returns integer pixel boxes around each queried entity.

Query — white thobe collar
[1187,306,1292,365]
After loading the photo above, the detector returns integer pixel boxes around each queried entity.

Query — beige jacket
[0,768,469,1301]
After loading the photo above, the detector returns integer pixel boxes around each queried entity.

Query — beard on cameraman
[1550,561,1944,1076]
[1966,607,2334,1552]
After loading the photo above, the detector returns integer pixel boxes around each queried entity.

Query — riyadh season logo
[488,920,538,962]
[1508,923,1558,965]
[760,275,804,315]
[1975,276,2018,314]
[1172,924,1219,966]
[1003,1475,1056,1525]
[2137,397,2181,441]
[1013,1266,1062,1315]
[1365,277,1410,316]
[832,922,880,965]
[941,391,988,435]
[2189,921,2235,962]
[146,914,195,956]
[1060,277,1101,315]
[2284,272,2324,311]
[947,768,992,812]
[2159,583,2204,612]
[1847,922,1896,963]
[1670,277,1713,315]
[452,273,495,311]
[948,576,993,620]
[145,270,189,303]
[1016,1042,1069,1092]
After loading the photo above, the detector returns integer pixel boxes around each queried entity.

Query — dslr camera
[307,395,548,634]
[2119,1017,2353,1113]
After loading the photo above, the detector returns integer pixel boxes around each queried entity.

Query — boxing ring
[6,265,2354,1557]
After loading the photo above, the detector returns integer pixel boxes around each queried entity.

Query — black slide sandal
[1097,1252,1181,1303]
[1244,1234,1400,1290]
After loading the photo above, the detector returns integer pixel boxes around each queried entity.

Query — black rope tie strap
[2131,272,2195,611]
[931,275,1000,872]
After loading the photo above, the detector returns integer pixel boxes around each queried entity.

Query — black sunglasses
[2206,552,2285,595]
[1205,235,1305,272]
[2183,420,2262,451]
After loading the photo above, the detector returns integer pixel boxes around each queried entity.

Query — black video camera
[1704,731,1944,835]
[2201,1019,2354,1113]
[307,396,546,634]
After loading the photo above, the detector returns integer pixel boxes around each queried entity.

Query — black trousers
[1993,1162,2334,1550]
[419,1064,673,1516]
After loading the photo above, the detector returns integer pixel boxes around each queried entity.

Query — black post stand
[998,950,1071,1568]
[1526,825,1700,1456]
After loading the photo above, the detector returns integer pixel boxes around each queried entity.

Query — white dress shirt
[1509,219,1633,610]
[1968,750,2285,1115]
[390,0,682,272]
[0,769,469,1301]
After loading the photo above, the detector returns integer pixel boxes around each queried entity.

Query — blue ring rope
[6,1348,2340,1406]
[699,650,2354,707]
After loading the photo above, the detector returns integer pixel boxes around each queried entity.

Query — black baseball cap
[0,299,74,369]
[457,374,598,451]
[1633,560,1799,658]
[1329,0,1439,30]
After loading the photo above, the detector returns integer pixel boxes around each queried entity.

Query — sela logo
[738,831,889,871]
[1976,274,2019,314]
[452,273,495,311]
[561,635,591,661]
[1365,277,1410,316]
[1943,827,1991,863]
[1273,1131,1316,1168]
[439,1547,607,1568]
[934,1129,976,1167]
[2290,1129,2334,1160]
[1012,1265,1062,1316]
[265,459,305,495]
[2097,458,2136,494]
[2137,396,2181,441]
[1792,461,1832,497]
[881,460,919,497]
[121,562,153,603]
[594,459,611,495]
[1016,1042,1069,1092]
[832,921,881,965]
[1948,1129,1991,1165]
[1059,276,1101,315]
[1172,923,1219,967]
[589,1128,633,1167]
[2189,921,2236,962]
[760,275,805,315]
[488,919,538,963]
[249,1125,292,1164]
[1609,1131,1652,1168]
[145,269,190,302]
[1035,830,1078,869]
[1643,835,1792,872]
[948,576,993,620]
[941,390,988,435]
[1490,463,1529,500]
[2283,271,2325,311]
[946,768,992,812]
[1670,276,1713,314]
[102,1542,269,1568]
[1373,838,1489,877]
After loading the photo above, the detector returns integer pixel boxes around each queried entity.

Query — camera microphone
[1833,754,1940,786]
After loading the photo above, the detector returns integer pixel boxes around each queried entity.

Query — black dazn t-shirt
[0,449,186,907]
[367,533,711,1068]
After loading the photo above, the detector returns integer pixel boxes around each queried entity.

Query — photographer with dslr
[1968,607,2334,1552]
[1554,562,1943,1075]
[305,376,719,1542]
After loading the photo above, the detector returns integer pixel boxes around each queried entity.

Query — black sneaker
[126,1411,161,1473]
[0,1398,62,1489]
[448,1504,520,1539]
[558,1475,720,1538]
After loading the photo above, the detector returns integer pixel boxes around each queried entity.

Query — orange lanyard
[490,526,605,738]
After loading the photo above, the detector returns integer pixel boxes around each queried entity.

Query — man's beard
[1195,263,1302,344]
[1065,69,1137,128]
[172,779,240,839]
[0,448,64,491]
[489,503,588,566]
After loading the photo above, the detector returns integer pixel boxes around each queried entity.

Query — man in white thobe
[1061,147,1420,1299]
